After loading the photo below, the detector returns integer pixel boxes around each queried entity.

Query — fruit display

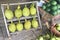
[42,0,60,16]
[1,1,42,36]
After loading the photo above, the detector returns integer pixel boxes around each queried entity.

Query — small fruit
[8,21,16,33]
[16,20,23,31]
[5,5,14,19]
[51,5,58,11]
[30,3,36,15]
[32,17,38,29]
[23,5,30,16]
[15,5,22,18]
[50,37,56,40]
[57,4,60,9]
[39,36,44,40]
[51,1,57,5]
[42,4,46,10]
[56,24,60,31]
[24,19,31,30]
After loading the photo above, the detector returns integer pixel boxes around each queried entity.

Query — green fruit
[57,4,60,9]
[51,5,58,11]
[15,5,22,18]
[46,8,50,12]
[24,19,31,30]
[8,22,16,33]
[50,37,56,40]
[39,37,44,40]
[56,24,60,31]
[32,17,38,29]
[51,11,58,16]
[5,5,13,20]
[30,3,36,15]
[16,20,23,31]
[58,9,60,14]
[23,5,30,16]
[42,4,46,10]
[51,1,57,5]
[46,2,51,7]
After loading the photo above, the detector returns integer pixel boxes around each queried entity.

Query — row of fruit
[36,33,60,40]
[8,18,38,33]
[42,0,60,16]
[5,3,37,20]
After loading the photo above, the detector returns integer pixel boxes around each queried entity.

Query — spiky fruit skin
[30,6,36,15]
[15,8,22,18]
[23,6,30,17]
[32,20,38,29]
[24,20,31,30]
[5,9,13,20]
[16,23,23,31]
[8,23,16,33]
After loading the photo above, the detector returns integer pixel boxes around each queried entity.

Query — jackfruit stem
[17,5,20,9]
[25,5,27,8]
[30,3,34,7]
[7,5,9,9]
[25,19,27,22]
[11,21,13,24]
[33,16,36,20]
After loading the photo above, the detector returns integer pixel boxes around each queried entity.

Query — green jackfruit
[32,17,38,29]
[5,5,14,20]
[15,5,22,18]
[8,21,16,33]
[30,3,36,15]
[24,19,31,30]
[16,20,23,31]
[23,5,30,17]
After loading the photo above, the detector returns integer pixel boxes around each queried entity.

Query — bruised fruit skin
[5,5,14,20]
[32,17,38,29]
[24,19,31,30]
[16,20,23,31]
[30,3,36,15]
[23,5,30,17]
[15,5,22,18]
[8,22,16,33]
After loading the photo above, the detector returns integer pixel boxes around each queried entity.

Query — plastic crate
[1,1,42,38]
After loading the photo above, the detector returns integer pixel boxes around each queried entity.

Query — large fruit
[24,19,31,30]
[51,1,57,5]
[8,21,16,33]
[30,3,36,15]
[56,24,60,31]
[32,17,38,29]
[23,5,30,16]
[56,37,60,40]
[16,20,23,31]
[5,5,14,20]
[39,36,44,40]
[15,5,22,18]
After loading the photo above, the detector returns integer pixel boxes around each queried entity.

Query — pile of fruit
[42,0,60,16]
[36,33,60,40]
[4,3,39,33]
